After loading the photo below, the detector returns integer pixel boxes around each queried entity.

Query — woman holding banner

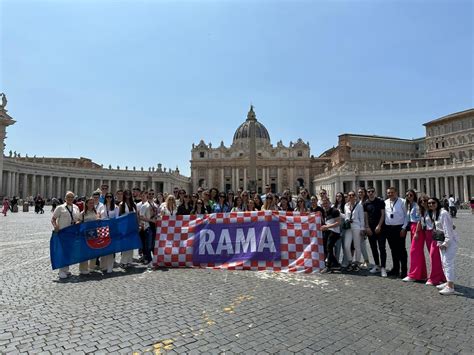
[51,191,81,279]
[99,193,119,274]
[119,190,137,268]
[78,198,99,275]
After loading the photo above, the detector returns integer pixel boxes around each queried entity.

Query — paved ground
[0,209,473,354]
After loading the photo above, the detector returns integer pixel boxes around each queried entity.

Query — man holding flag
[51,191,81,279]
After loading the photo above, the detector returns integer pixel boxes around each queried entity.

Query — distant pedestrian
[2,197,9,216]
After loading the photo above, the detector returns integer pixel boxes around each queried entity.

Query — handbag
[341,220,352,230]
[342,202,358,230]
[432,226,445,242]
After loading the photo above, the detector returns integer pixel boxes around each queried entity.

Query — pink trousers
[407,225,446,284]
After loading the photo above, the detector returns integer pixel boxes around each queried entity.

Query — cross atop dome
[247,104,256,121]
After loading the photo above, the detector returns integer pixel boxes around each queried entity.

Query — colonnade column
[416,178,421,192]
[444,177,449,197]
[220,169,225,191]
[31,175,36,196]
[435,177,440,198]
[22,174,28,198]
[56,177,61,198]
[15,173,20,196]
[40,175,45,197]
[454,176,459,200]
[236,168,240,190]
[243,168,247,190]
[463,175,469,202]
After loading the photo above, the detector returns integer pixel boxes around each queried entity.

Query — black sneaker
[352,264,360,272]
[387,269,400,277]
[345,264,353,272]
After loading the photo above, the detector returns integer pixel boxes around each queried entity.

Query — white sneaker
[80,270,90,275]
[361,261,370,269]
[58,271,69,279]
[369,266,380,274]
[402,276,416,282]
[439,286,455,295]
[436,282,448,290]
[425,280,434,286]
[381,268,387,278]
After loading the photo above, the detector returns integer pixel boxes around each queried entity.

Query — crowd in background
[19,182,461,295]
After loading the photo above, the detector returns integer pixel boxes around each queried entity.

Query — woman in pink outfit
[403,190,426,281]
[419,196,446,285]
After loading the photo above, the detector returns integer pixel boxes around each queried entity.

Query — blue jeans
[335,228,349,266]
[143,227,155,263]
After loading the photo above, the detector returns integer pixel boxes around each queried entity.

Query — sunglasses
[368,190,375,193]
[197,202,203,205]
[106,196,113,198]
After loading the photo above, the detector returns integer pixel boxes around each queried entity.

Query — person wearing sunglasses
[191,199,207,215]
[177,194,193,215]
[51,191,81,279]
[140,189,159,266]
[334,192,347,266]
[384,187,408,278]
[262,193,278,211]
[357,188,371,269]
[99,193,119,273]
[416,195,446,286]
[403,189,425,282]
[201,190,214,212]
[363,187,387,277]
[342,191,365,272]
[241,190,250,211]
[294,197,308,213]
[428,198,458,295]
[118,189,137,268]
[213,193,230,213]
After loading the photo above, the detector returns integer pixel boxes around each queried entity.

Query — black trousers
[368,225,387,268]
[323,230,340,268]
[385,224,407,274]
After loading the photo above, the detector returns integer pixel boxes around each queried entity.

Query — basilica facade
[190,106,328,194]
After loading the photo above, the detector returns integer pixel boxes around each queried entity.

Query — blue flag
[50,213,141,270]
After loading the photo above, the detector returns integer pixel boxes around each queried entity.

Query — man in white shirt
[384,187,408,278]
[140,190,158,265]
[92,190,104,213]
[51,191,81,279]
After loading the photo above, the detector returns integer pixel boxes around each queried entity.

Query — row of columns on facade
[197,167,307,192]
[2,172,182,198]
[323,175,471,202]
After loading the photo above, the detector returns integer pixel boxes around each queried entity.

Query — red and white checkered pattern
[96,226,110,238]
[153,211,324,273]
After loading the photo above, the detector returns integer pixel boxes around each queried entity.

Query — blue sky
[1,0,472,175]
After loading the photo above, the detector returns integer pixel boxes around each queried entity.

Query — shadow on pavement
[52,265,170,283]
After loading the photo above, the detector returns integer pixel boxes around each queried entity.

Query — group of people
[49,183,459,295]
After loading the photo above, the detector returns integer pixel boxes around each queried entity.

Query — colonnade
[317,174,473,202]
[1,171,188,199]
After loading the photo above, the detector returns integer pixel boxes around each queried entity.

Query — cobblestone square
[0,210,473,354]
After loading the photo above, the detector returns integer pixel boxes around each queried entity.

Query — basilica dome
[232,106,271,143]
